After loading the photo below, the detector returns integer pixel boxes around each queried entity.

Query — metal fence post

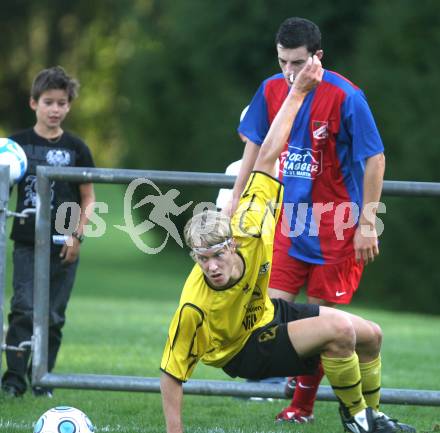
[0,165,10,376]
[32,166,52,385]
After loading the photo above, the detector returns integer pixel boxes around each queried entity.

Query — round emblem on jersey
[46,149,71,166]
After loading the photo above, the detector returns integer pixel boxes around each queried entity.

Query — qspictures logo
[53,177,386,254]
[114,178,193,254]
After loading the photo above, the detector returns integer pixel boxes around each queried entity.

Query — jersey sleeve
[231,171,283,239]
[77,142,95,168]
[160,303,208,382]
[342,90,384,162]
[237,82,269,146]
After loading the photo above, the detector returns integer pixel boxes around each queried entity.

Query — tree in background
[119,0,371,172]
[0,0,132,167]
[349,0,440,314]
[117,0,372,237]
[1,0,439,312]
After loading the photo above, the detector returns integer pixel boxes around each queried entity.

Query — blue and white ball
[34,406,95,433]
[0,137,28,185]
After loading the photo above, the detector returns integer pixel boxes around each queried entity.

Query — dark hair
[30,66,79,102]
[275,17,321,53]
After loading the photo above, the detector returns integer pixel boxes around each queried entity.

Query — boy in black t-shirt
[2,66,95,397]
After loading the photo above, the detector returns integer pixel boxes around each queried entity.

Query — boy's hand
[60,237,80,264]
[291,55,323,96]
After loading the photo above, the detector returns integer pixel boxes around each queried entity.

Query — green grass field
[1,184,439,432]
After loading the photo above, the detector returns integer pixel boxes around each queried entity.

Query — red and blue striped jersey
[238,70,384,264]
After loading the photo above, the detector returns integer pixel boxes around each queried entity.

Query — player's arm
[160,372,184,433]
[160,303,206,432]
[254,56,323,175]
[227,139,260,215]
[354,152,385,264]
[61,182,95,263]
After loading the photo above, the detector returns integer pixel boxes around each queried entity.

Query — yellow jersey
[160,171,283,381]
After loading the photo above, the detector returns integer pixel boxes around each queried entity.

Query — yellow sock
[321,353,367,416]
[359,355,381,411]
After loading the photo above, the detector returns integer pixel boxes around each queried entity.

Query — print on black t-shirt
[9,128,95,245]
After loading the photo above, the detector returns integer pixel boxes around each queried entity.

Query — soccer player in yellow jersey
[160,57,415,433]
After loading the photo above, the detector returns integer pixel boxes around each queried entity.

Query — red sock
[290,363,324,413]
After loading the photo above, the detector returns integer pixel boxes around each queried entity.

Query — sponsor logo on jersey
[242,314,258,330]
[242,303,263,330]
[279,149,289,172]
[283,146,322,179]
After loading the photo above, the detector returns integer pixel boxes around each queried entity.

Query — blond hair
[184,210,232,250]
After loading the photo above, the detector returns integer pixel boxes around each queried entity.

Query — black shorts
[223,299,320,380]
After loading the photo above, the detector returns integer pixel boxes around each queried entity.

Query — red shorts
[269,238,364,304]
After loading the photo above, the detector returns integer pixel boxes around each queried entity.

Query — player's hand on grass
[354,223,379,265]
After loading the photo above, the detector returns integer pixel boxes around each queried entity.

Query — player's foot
[275,405,314,423]
[375,412,416,433]
[32,386,53,398]
[284,376,296,398]
[338,405,416,433]
[339,406,376,433]
[1,384,23,398]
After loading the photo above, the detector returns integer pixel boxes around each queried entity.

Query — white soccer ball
[33,406,95,433]
[0,137,28,185]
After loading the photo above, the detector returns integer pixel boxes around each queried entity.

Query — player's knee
[327,314,356,354]
[369,321,383,353]
[8,309,33,326]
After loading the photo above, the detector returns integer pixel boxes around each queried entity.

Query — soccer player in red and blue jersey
[229,17,385,423]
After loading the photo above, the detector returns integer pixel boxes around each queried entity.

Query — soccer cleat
[32,386,53,398]
[284,376,296,398]
[1,384,22,398]
[275,405,314,424]
[375,412,416,433]
[339,406,376,433]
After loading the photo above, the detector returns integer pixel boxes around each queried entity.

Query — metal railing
[2,164,440,405]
